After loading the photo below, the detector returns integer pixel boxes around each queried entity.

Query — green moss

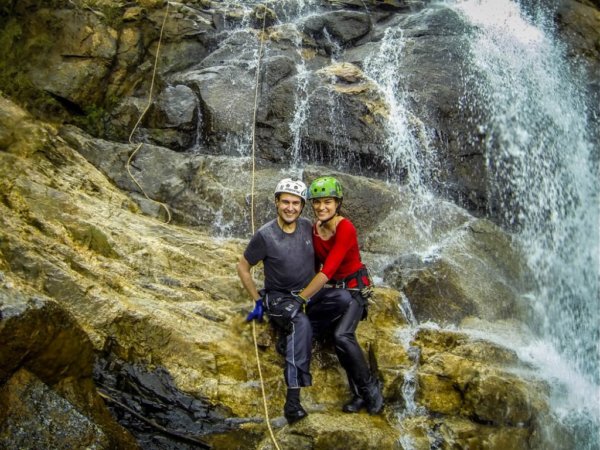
[98,4,125,29]
[71,104,108,136]
[0,17,63,117]
[77,0,125,29]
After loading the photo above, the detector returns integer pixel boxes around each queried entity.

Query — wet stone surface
[93,353,235,449]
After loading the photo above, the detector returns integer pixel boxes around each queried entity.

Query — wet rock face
[404,327,554,449]
[2,1,597,216]
[2,1,598,448]
[0,1,464,211]
[383,218,533,325]
[395,6,489,211]
[93,353,234,449]
[0,97,582,448]
[0,288,137,450]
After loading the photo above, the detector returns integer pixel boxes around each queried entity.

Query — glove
[246,298,264,322]
[360,267,374,300]
[293,292,309,313]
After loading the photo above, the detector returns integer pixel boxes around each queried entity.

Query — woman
[297,176,383,415]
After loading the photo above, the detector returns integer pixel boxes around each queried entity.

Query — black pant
[307,288,371,390]
[264,291,312,388]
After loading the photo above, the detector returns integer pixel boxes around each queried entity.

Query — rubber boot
[284,388,307,424]
[342,395,365,413]
[343,378,365,413]
[360,378,384,415]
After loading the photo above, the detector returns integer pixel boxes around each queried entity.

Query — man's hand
[246,298,264,322]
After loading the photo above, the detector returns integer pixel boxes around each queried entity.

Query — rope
[125,2,278,446]
[250,6,268,235]
[126,1,172,223]
[250,7,281,450]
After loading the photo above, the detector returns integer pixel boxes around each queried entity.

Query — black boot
[284,388,307,424]
[360,378,384,415]
[343,378,365,413]
[342,395,365,413]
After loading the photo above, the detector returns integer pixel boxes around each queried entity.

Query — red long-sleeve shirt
[313,218,369,288]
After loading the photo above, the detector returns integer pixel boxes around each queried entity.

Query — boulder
[0,287,137,449]
[144,84,199,150]
[300,11,373,48]
[25,9,118,107]
[383,218,532,325]
[413,327,548,425]
[555,0,600,62]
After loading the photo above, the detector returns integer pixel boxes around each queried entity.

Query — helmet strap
[319,213,337,227]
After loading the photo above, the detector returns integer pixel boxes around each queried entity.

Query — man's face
[276,193,304,224]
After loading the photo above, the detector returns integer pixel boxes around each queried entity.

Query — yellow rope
[126,1,172,223]
[126,2,279,446]
[250,6,281,450]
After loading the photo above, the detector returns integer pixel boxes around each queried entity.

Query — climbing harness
[126,1,172,223]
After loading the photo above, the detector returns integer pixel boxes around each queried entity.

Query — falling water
[363,27,436,193]
[450,0,599,445]
[289,48,311,166]
[289,15,360,170]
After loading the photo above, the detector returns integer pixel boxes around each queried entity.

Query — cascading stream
[363,26,435,193]
[448,0,599,446]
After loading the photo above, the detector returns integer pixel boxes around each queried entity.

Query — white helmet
[274,178,307,201]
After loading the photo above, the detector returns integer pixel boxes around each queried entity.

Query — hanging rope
[125,2,279,447]
[126,1,172,223]
[250,6,281,450]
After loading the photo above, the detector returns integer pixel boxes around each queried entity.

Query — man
[237,178,314,424]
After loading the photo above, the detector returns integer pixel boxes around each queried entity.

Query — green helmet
[308,176,343,200]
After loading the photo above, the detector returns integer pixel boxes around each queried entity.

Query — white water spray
[452,0,599,445]
[364,27,435,192]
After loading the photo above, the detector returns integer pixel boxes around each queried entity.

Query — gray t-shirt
[244,217,315,293]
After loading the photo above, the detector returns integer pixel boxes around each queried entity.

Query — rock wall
[0,286,137,449]
[0,95,573,449]
[2,0,597,217]
[1,0,598,448]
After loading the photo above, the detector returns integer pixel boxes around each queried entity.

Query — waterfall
[363,26,436,193]
[289,40,311,166]
[450,0,599,445]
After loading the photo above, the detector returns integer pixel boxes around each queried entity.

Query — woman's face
[311,197,338,222]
